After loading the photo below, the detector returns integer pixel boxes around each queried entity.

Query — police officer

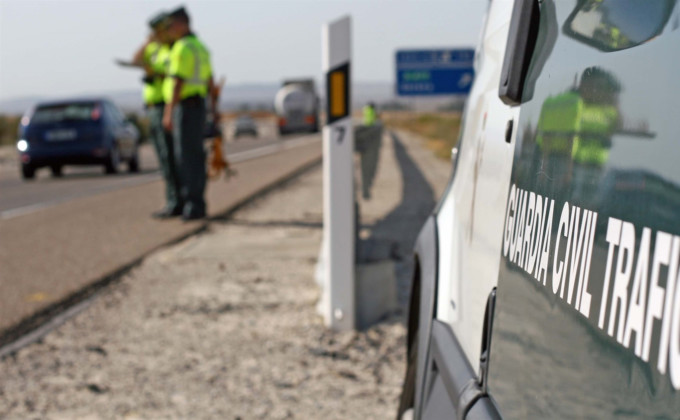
[363,101,378,126]
[534,67,620,200]
[132,12,183,219]
[570,67,621,205]
[358,102,381,199]
[162,7,216,220]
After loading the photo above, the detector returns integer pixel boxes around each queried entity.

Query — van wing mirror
[563,0,675,52]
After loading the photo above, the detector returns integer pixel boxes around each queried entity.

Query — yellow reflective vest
[363,105,377,126]
[143,42,170,105]
[536,91,618,165]
[163,34,212,103]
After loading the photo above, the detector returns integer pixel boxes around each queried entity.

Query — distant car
[17,98,140,179]
[233,115,258,138]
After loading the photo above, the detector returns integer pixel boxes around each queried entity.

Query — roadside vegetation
[382,111,462,160]
[0,114,20,146]
[0,113,150,146]
[124,113,150,143]
[222,110,276,120]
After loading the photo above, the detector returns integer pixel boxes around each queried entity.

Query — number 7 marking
[334,126,346,144]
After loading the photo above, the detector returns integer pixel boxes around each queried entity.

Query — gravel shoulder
[0,130,451,419]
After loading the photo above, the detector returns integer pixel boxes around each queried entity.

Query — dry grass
[0,115,21,146]
[221,110,277,120]
[0,113,151,145]
[382,111,461,160]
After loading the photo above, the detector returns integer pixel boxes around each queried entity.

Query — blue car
[17,98,140,179]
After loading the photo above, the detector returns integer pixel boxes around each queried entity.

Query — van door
[488,0,680,417]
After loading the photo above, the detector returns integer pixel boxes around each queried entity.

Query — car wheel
[128,150,140,173]
[50,165,63,177]
[104,147,120,174]
[21,164,36,180]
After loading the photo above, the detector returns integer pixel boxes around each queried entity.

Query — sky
[0,0,488,102]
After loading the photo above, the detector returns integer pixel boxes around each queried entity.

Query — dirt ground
[0,130,451,420]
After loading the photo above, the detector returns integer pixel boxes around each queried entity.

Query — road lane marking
[0,173,160,220]
[0,134,320,221]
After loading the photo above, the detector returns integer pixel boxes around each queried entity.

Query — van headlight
[17,139,28,152]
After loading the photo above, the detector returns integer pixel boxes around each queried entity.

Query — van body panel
[435,0,517,370]
[489,0,680,418]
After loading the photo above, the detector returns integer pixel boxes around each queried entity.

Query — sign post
[321,16,354,331]
[396,48,475,96]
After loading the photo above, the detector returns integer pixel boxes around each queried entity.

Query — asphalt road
[0,119,322,341]
[0,119,303,219]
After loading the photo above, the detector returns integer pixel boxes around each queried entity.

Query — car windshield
[31,102,101,124]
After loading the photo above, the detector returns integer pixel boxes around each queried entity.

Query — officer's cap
[148,11,169,29]
[167,6,190,22]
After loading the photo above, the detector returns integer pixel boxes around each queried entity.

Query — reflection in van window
[565,0,675,51]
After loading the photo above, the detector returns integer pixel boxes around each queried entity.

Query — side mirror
[563,0,675,52]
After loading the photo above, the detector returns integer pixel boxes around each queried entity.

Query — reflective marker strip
[325,62,350,125]
[184,41,204,85]
[330,71,346,117]
[149,50,159,64]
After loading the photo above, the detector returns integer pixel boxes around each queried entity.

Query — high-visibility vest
[163,34,212,102]
[536,91,583,155]
[535,91,618,165]
[363,105,377,126]
[143,42,169,105]
[572,103,618,165]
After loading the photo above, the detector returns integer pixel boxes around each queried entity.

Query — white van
[398,0,680,418]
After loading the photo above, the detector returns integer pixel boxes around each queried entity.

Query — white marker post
[321,16,354,331]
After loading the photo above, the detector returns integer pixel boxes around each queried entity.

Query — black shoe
[181,212,206,221]
[152,208,182,219]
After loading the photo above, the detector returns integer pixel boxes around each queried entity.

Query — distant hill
[0,81,464,115]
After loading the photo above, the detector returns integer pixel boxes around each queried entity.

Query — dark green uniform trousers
[148,104,182,212]
[173,98,207,218]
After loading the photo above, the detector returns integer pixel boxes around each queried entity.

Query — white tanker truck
[274,79,320,136]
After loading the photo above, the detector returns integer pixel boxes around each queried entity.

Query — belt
[180,95,204,106]
[145,101,165,109]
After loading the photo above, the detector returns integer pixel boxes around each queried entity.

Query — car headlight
[17,139,28,152]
